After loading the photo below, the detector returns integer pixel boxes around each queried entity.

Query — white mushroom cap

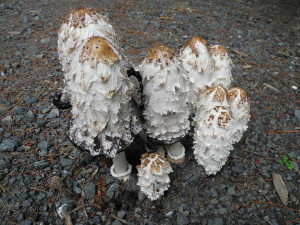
[180,37,215,94]
[137,152,173,200]
[209,45,233,88]
[227,87,250,143]
[66,36,138,157]
[58,7,119,73]
[193,105,234,175]
[138,44,191,145]
[193,85,250,175]
[180,37,233,107]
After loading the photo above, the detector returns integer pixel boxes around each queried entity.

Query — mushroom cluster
[56,7,250,201]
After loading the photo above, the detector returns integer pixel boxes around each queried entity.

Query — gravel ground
[0,0,299,224]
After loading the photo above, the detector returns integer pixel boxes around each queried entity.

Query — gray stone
[33,160,49,169]
[208,218,223,225]
[112,221,122,225]
[20,220,32,225]
[153,21,160,28]
[47,108,59,118]
[219,208,227,214]
[26,96,38,105]
[37,192,47,201]
[60,157,73,166]
[0,137,21,152]
[13,106,27,115]
[38,141,51,152]
[22,200,31,207]
[177,213,189,225]
[25,111,35,119]
[41,38,50,44]
[106,183,120,199]
[83,182,96,199]
[232,162,244,173]
[1,115,13,124]
[138,190,145,201]
[294,110,300,119]
[0,128,4,135]
[117,210,127,219]
[16,213,24,221]
[227,187,236,196]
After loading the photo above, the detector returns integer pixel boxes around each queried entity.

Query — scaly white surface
[138,46,191,145]
[137,153,173,200]
[66,37,138,157]
[58,7,119,74]
[193,85,250,175]
[179,37,233,106]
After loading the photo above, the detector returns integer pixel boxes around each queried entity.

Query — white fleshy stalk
[58,7,119,74]
[66,36,139,157]
[138,44,191,145]
[193,85,249,175]
[110,151,132,181]
[165,142,185,163]
[179,37,232,106]
[137,152,173,200]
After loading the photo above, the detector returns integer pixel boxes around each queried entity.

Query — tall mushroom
[55,7,121,108]
[137,152,173,200]
[138,44,191,162]
[65,36,140,181]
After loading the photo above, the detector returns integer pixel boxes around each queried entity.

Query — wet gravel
[0,0,299,224]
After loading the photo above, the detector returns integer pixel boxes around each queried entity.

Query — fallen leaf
[272,173,288,205]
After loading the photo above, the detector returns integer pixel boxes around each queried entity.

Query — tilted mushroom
[138,44,191,162]
[55,7,121,109]
[137,152,173,200]
[65,36,141,180]
[193,85,250,175]
[58,6,119,73]
[179,37,232,105]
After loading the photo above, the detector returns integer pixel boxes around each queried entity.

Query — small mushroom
[65,36,140,180]
[165,142,185,163]
[137,152,173,200]
[138,44,191,146]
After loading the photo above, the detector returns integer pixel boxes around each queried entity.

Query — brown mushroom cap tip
[80,36,119,64]
[227,87,248,101]
[210,45,229,57]
[182,36,210,53]
[146,44,174,60]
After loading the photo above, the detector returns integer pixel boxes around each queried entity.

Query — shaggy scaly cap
[137,153,173,200]
[138,44,191,145]
[66,36,140,157]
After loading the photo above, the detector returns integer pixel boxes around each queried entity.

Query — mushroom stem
[110,151,132,181]
[112,151,128,174]
[165,142,185,163]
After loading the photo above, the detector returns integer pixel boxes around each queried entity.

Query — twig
[64,215,73,225]
[266,130,300,135]
[111,213,129,224]
[287,217,300,225]
[262,83,280,93]
[0,184,8,192]
[243,149,275,159]
[30,187,48,193]
[249,200,300,213]
[67,204,102,216]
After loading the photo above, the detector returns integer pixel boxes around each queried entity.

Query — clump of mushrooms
[180,37,250,175]
[137,152,173,200]
[138,44,190,163]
